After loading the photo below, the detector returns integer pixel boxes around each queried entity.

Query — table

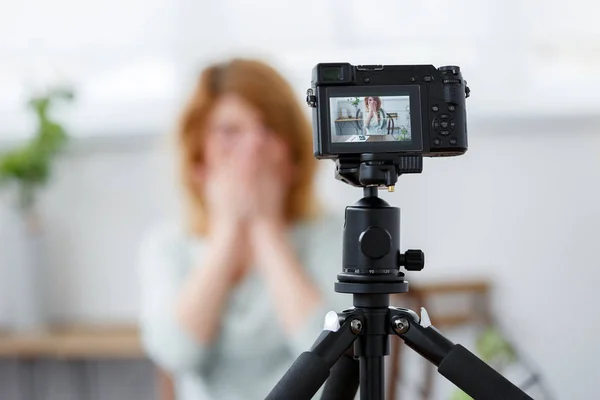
[0,325,169,400]
[333,118,361,136]
[0,325,143,359]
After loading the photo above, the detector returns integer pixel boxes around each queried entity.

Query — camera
[269,64,528,400]
[306,63,470,166]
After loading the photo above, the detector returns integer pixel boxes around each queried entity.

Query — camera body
[307,63,470,160]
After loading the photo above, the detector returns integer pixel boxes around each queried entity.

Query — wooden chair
[387,280,493,400]
[386,114,395,135]
[386,112,398,135]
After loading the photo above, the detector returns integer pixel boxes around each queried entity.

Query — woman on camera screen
[362,96,387,136]
[137,58,347,400]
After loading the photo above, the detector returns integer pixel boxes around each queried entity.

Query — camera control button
[440,130,450,136]
[439,65,460,74]
[432,119,440,131]
[439,113,450,120]
[448,104,456,112]
[449,138,458,145]
[440,121,449,129]
[432,105,439,112]
[450,121,455,130]
[423,75,434,82]
[433,138,442,146]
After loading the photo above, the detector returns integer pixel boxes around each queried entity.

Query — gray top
[137,212,350,400]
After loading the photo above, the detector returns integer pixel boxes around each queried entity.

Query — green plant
[0,87,74,211]
[397,127,409,141]
[349,97,361,108]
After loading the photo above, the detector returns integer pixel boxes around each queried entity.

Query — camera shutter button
[359,227,392,259]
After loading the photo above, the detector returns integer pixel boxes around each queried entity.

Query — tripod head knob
[399,250,425,271]
[359,226,392,259]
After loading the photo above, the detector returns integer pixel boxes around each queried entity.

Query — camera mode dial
[438,65,461,74]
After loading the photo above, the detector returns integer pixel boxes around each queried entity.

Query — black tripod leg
[266,311,363,400]
[390,308,533,400]
[320,349,360,400]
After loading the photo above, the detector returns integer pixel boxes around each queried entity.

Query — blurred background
[0,0,599,399]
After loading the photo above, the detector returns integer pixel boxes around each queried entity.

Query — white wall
[4,0,600,140]
[0,116,599,398]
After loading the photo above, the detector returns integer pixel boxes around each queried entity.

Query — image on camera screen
[329,95,412,143]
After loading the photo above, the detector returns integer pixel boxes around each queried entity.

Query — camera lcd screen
[329,95,412,144]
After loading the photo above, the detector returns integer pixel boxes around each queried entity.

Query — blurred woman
[138,58,347,400]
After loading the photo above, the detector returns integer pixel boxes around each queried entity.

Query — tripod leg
[390,308,533,400]
[320,349,360,400]
[265,310,363,400]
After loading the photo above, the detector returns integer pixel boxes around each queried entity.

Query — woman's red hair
[364,96,382,112]
[178,58,320,235]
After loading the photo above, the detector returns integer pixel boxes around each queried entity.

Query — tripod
[266,156,533,400]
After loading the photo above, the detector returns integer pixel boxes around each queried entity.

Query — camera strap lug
[306,88,317,108]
